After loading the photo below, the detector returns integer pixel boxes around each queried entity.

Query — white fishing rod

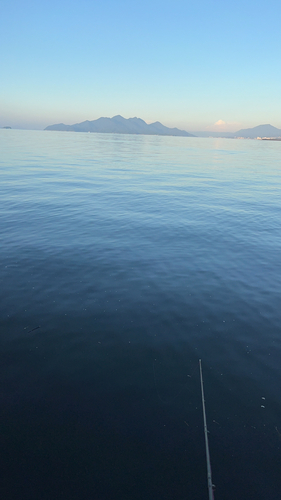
[199,359,215,500]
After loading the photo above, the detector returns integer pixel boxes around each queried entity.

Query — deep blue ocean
[1,129,281,500]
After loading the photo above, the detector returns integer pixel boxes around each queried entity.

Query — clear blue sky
[1,0,281,131]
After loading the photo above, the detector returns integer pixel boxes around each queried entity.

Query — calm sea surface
[1,129,281,500]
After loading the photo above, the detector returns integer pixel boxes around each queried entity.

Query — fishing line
[199,359,215,500]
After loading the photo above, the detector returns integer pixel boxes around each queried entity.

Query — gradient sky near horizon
[1,0,281,131]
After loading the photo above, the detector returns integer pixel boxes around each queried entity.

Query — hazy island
[234,124,281,139]
[192,124,281,139]
[45,115,194,137]
[44,118,281,140]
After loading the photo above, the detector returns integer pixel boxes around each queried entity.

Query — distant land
[44,118,281,140]
[193,124,281,139]
[45,115,194,137]
[234,124,281,139]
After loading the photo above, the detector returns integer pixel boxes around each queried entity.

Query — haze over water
[1,129,281,500]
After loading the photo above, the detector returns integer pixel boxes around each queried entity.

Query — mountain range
[45,117,281,139]
[45,115,194,137]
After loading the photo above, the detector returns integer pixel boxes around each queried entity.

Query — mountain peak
[45,116,194,137]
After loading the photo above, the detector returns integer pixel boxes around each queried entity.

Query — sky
[1,0,281,132]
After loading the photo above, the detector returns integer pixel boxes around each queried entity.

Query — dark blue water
[1,130,281,500]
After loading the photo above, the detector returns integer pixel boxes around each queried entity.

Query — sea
[1,129,281,500]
